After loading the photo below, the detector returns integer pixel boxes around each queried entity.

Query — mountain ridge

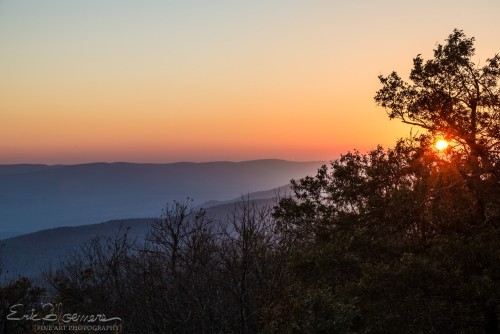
[0,197,279,280]
[0,159,326,238]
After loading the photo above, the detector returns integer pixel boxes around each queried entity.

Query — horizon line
[0,158,332,166]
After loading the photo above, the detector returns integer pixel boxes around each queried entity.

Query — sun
[435,139,449,151]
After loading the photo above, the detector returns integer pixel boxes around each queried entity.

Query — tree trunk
[469,102,487,225]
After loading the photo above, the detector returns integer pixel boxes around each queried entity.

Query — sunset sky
[1,0,499,164]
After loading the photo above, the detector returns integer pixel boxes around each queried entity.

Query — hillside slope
[0,197,277,280]
[0,159,323,237]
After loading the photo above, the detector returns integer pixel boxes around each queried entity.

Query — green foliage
[376,29,500,226]
[266,286,359,334]
[350,227,500,333]
[375,29,500,153]
[270,29,500,333]
[273,137,500,332]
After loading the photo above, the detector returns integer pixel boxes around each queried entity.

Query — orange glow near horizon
[1,1,499,164]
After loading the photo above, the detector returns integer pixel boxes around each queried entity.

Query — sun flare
[435,139,449,151]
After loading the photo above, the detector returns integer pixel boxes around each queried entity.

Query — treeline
[1,199,293,334]
[47,200,292,334]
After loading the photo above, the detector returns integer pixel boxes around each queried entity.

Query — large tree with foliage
[375,29,500,224]
[271,30,500,333]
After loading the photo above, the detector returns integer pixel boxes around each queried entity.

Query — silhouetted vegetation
[42,199,290,334]
[268,29,500,333]
[1,29,499,333]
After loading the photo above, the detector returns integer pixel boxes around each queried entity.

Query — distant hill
[0,197,277,280]
[0,159,325,237]
[201,184,292,208]
[0,218,151,281]
[0,164,63,176]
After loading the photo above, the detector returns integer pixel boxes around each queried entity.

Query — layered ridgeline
[0,160,322,238]
[0,194,276,280]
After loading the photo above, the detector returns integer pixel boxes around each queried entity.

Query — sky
[1,0,499,164]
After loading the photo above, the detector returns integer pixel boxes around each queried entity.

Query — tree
[45,227,133,332]
[218,199,291,334]
[143,199,223,333]
[273,142,500,333]
[271,144,408,332]
[272,30,500,333]
[375,29,500,225]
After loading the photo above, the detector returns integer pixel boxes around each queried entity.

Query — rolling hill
[0,197,277,280]
[0,159,324,238]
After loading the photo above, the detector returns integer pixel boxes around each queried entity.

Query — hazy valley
[0,160,322,238]
[0,160,317,279]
